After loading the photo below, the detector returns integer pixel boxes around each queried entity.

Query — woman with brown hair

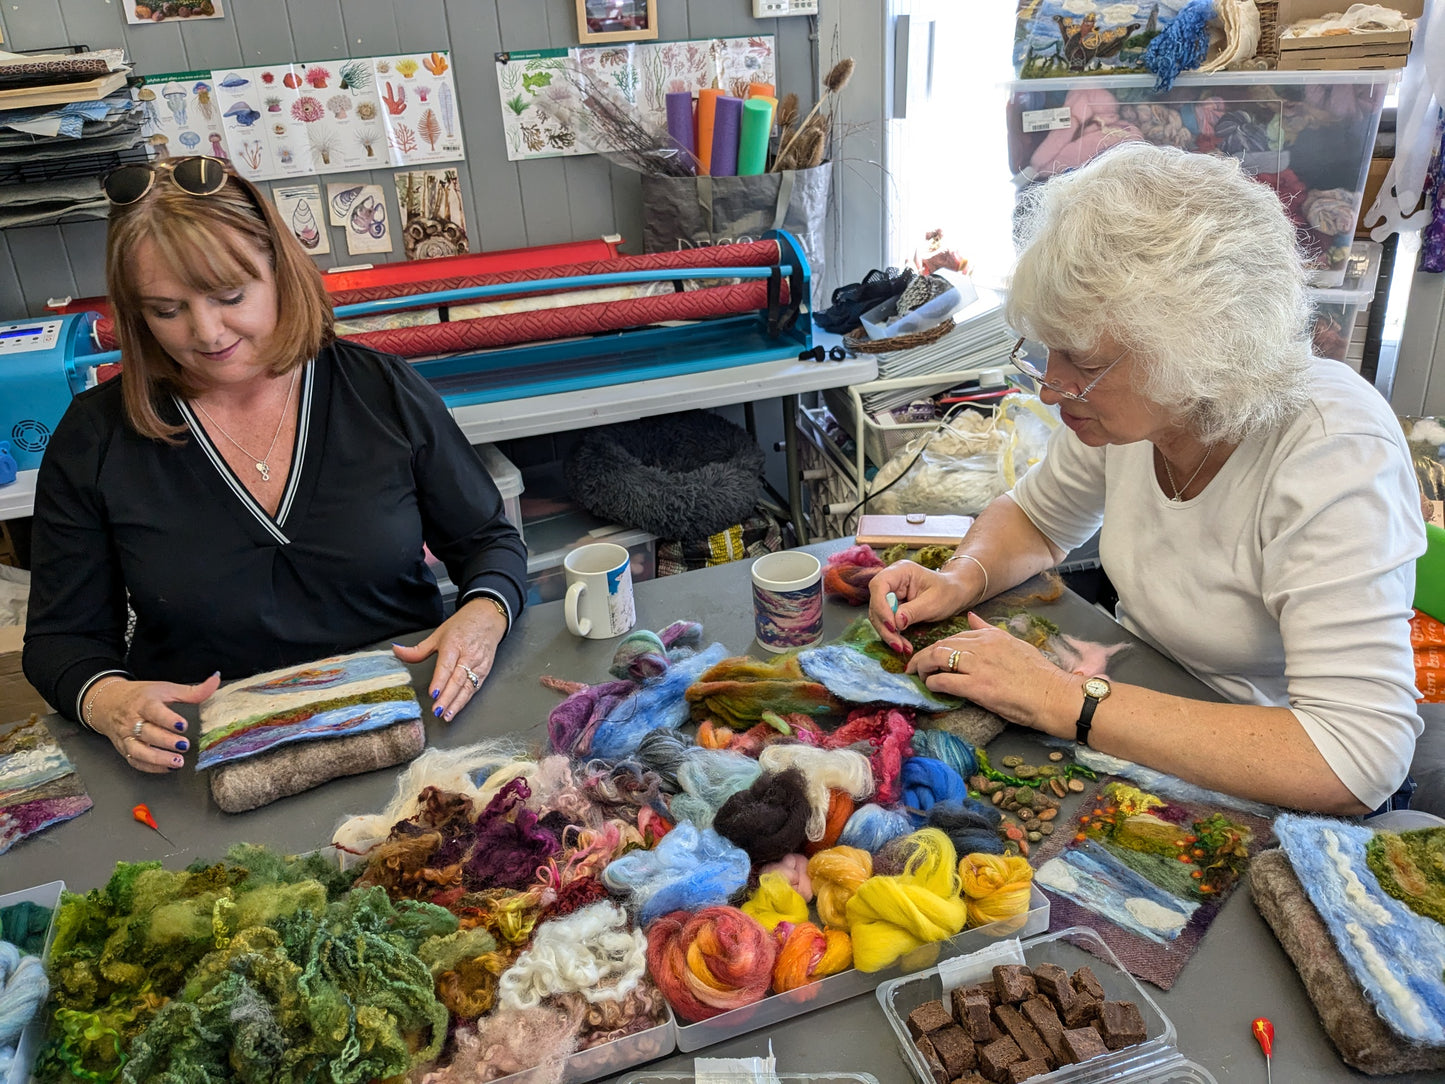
[23,157,526,772]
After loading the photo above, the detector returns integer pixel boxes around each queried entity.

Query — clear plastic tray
[622,1075,881,1083]
[1,879,64,1084]
[673,883,1050,1053]
[876,925,1217,1084]
[491,1012,676,1084]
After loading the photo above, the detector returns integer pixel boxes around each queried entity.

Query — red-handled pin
[1252,1017,1275,1084]
[132,803,175,846]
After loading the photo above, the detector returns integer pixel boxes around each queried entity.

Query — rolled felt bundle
[846,828,968,972]
[497,901,647,1010]
[759,852,814,901]
[808,845,873,928]
[710,95,744,177]
[772,920,853,993]
[803,788,855,856]
[837,803,913,853]
[646,906,776,1022]
[825,706,916,805]
[671,747,762,828]
[713,767,812,864]
[601,821,751,927]
[959,852,1034,928]
[900,756,968,825]
[741,871,810,931]
[757,745,874,841]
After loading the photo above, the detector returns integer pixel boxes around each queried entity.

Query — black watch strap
[1075,693,1100,746]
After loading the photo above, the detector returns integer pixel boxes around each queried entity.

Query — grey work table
[0,541,1420,1084]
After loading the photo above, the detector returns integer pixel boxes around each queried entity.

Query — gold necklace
[1160,446,1210,502]
[193,367,299,483]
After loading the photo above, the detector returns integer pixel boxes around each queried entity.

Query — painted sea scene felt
[197,650,421,770]
[1014,1,1180,78]
[0,716,92,855]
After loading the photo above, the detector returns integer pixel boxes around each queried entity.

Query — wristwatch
[1075,676,1111,746]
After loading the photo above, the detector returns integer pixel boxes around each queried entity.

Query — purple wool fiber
[710,96,744,177]
[548,679,634,755]
[463,777,562,890]
[659,620,704,653]
[713,767,813,865]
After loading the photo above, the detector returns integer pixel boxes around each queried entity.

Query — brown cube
[913,1036,948,1084]
[965,981,1000,1005]
[1032,962,1071,1002]
[977,1036,1024,1083]
[951,1075,990,1084]
[1006,1059,1051,1084]
[1072,965,1106,1002]
[1096,1001,1147,1050]
[1061,1026,1110,1064]
[930,1025,978,1078]
[993,1004,1055,1069]
[958,994,998,1044]
[1020,998,1068,1066]
[908,999,955,1040]
[1060,990,1099,1029]
[993,964,1037,1004]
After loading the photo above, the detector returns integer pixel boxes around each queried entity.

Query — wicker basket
[1256,0,1279,64]
[843,317,957,355]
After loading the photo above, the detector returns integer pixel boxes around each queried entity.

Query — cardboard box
[1278,0,1421,49]
[0,624,50,723]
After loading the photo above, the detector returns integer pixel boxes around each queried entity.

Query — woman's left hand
[393,597,509,720]
[908,612,1080,737]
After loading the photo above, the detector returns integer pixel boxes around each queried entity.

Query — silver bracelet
[942,552,989,602]
[82,676,125,731]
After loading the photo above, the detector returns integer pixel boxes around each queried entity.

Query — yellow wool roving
[845,829,967,972]
[960,852,1034,929]
[807,846,873,929]
[741,871,810,931]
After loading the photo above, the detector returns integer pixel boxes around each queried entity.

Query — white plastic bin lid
[473,443,523,499]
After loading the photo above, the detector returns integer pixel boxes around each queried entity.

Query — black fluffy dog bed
[565,411,765,540]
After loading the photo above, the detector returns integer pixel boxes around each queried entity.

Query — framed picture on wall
[575,0,659,44]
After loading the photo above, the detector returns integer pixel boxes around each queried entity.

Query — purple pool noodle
[665,91,696,173]
[710,96,744,177]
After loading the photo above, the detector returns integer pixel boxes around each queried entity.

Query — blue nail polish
[173,756,183,766]
[174,721,186,732]
[430,688,440,699]
[175,739,188,751]
[433,705,443,717]
[443,710,453,721]
[392,642,405,649]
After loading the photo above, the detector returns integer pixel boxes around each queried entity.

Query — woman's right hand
[867,560,981,654]
[86,673,221,773]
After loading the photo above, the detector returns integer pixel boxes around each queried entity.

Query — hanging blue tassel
[1144,0,1216,92]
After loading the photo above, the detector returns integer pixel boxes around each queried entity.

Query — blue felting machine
[2,230,813,472]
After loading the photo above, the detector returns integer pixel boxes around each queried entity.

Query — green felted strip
[198,685,416,750]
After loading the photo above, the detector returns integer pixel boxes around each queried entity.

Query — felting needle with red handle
[1252,1017,1275,1084]
[133,803,175,846]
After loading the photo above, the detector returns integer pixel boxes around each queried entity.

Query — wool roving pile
[0,936,48,1077]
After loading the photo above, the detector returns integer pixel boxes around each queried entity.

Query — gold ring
[460,664,481,690]
[132,720,144,738]
[947,649,961,673]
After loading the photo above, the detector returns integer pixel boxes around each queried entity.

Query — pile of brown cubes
[904,962,1147,1084]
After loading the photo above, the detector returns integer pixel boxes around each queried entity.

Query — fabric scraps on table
[0,716,92,855]
[1031,780,1272,989]
[196,649,421,769]
[1274,815,1445,1046]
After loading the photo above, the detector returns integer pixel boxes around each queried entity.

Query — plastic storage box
[2,879,64,1084]
[876,926,1217,1084]
[672,884,1050,1053]
[1006,70,1392,286]
[492,1012,676,1084]
[475,443,525,545]
[1309,239,1382,369]
[524,517,657,606]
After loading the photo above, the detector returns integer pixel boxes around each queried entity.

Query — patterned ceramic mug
[751,550,823,653]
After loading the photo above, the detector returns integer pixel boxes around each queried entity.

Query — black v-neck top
[23,339,527,719]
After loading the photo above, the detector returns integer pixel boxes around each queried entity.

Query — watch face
[1084,676,1111,700]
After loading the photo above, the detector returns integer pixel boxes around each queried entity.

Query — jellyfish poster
[125,0,224,24]
[273,184,330,256]
[134,70,228,163]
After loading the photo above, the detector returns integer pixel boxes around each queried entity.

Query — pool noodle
[737,97,774,176]
[696,89,722,175]
[710,96,744,177]
[665,91,696,173]
[745,82,776,101]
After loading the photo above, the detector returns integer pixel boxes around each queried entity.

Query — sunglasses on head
[103,155,231,206]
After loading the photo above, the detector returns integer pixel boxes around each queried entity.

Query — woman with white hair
[868,142,1424,815]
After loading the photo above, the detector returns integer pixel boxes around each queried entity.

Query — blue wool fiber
[1143,0,1215,91]
[610,630,671,681]
[670,748,762,828]
[0,939,49,1050]
[634,728,694,794]
[798,644,959,711]
[1274,814,1445,1043]
[588,641,730,760]
[601,821,752,926]
[837,803,914,853]
[900,756,967,825]
[910,729,978,782]
[926,798,1005,857]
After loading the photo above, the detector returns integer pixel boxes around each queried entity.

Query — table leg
[782,393,806,544]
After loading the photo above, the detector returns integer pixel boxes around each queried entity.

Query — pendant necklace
[193,366,299,483]
[1160,446,1210,502]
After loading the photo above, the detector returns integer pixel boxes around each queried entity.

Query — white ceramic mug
[751,550,823,652]
[564,542,637,639]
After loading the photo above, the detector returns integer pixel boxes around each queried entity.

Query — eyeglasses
[1008,337,1126,403]
[103,156,230,206]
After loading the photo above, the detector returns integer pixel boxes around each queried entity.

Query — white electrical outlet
[754,0,817,17]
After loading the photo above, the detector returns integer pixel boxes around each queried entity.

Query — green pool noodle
[738,97,774,176]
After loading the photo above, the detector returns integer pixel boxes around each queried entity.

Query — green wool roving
[1365,827,1445,927]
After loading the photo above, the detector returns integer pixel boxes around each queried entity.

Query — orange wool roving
[807,845,873,929]
[803,789,855,856]
[771,920,853,992]
[959,851,1034,929]
[646,906,777,1022]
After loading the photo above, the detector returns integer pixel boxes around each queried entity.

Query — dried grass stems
[538,63,698,177]
[770,57,854,173]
